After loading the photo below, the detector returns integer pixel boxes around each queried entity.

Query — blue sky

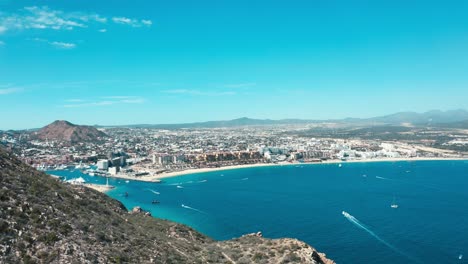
[1,0,468,129]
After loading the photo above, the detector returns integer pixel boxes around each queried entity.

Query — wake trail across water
[145,189,160,195]
[342,211,421,263]
[375,176,390,180]
[181,204,206,214]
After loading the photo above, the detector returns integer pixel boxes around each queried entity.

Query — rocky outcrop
[0,147,334,263]
[34,120,107,143]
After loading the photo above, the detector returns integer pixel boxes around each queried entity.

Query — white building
[109,167,119,175]
[97,160,109,170]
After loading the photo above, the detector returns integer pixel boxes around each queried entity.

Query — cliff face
[35,120,107,143]
[0,147,334,264]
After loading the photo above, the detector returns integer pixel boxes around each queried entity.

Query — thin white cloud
[141,20,152,26]
[112,17,152,27]
[50,41,76,49]
[103,96,140,99]
[224,82,257,88]
[112,17,132,25]
[31,37,47,42]
[31,38,77,49]
[61,96,145,108]
[0,88,22,95]
[120,98,145,104]
[163,89,194,94]
[78,14,107,23]
[162,89,236,96]
[0,6,151,34]
[1,6,88,32]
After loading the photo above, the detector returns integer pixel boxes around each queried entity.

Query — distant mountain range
[100,109,468,129]
[115,117,319,129]
[2,110,466,133]
[361,109,468,125]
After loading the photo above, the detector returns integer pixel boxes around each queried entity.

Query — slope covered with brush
[0,147,333,263]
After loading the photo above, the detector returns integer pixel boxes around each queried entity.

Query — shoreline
[84,183,115,193]
[107,157,468,182]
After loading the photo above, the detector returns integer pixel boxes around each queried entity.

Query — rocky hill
[34,120,107,143]
[0,147,334,264]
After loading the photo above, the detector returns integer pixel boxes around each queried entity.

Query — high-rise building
[97,160,109,170]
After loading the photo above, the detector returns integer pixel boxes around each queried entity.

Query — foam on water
[182,204,206,214]
[146,189,160,195]
[342,211,419,263]
[375,176,390,180]
[52,160,468,264]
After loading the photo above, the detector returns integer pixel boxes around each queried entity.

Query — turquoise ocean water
[49,160,468,263]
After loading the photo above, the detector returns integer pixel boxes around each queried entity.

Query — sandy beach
[84,183,115,193]
[105,157,468,182]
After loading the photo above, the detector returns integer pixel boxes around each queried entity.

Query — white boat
[338,164,342,168]
[75,161,84,169]
[57,164,68,170]
[66,177,86,185]
[391,196,399,209]
[459,254,463,260]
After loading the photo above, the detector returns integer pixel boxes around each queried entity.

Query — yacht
[391,196,399,209]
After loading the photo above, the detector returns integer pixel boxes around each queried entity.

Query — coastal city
[3,1,468,263]
[1,120,467,183]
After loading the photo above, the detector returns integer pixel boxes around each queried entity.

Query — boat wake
[342,211,419,262]
[375,176,390,180]
[181,204,206,214]
[198,180,208,183]
[177,185,184,189]
[146,189,160,195]
[241,178,249,181]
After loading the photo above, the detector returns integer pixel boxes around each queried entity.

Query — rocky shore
[0,147,334,263]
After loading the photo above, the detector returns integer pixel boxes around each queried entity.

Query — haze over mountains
[101,109,468,129]
[1,110,467,132]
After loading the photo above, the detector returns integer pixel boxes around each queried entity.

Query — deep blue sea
[49,160,468,264]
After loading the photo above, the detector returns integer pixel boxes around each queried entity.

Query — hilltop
[0,147,334,264]
[34,120,107,143]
